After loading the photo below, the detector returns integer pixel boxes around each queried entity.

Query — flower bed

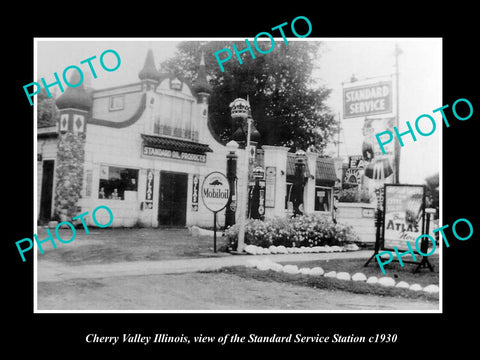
[242,243,359,255]
[225,214,360,251]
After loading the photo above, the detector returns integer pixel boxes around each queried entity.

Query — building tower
[138,48,162,91]
[192,50,212,129]
[54,70,92,222]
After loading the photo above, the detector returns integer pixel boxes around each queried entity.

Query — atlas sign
[201,172,230,212]
[343,81,392,118]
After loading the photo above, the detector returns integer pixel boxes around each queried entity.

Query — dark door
[158,171,188,226]
[39,160,55,223]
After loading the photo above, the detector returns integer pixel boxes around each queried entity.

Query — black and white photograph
[33,37,441,312]
[6,6,478,355]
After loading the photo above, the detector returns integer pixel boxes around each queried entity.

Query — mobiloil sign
[203,187,229,199]
[201,172,230,211]
[201,172,230,253]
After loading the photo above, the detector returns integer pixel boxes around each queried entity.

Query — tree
[424,172,439,219]
[37,86,59,128]
[161,41,337,153]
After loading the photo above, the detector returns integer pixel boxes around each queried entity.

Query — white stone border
[243,243,360,255]
[244,258,439,294]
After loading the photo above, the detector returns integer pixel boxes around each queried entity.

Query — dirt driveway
[36,227,227,264]
[37,272,438,311]
[35,228,439,311]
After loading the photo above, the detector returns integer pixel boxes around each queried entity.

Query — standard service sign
[201,172,230,212]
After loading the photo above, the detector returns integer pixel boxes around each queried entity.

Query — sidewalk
[37,250,372,282]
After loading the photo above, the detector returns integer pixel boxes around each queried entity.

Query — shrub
[337,187,358,202]
[337,187,371,203]
[225,214,360,250]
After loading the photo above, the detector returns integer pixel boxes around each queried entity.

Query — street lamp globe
[295,149,307,165]
[252,166,265,180]
[229,98,250,120]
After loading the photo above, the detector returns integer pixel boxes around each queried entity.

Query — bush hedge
[225,214,360,250]
[337,187,370,203]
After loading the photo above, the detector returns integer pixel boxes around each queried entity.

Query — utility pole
[337,112,341,158]
[394,43,402,184]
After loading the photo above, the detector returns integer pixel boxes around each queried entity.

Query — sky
[313,38,442,184]
[35,37,442,184]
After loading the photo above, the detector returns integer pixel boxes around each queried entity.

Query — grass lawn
[210,256,440,302]
[36,227,230,265]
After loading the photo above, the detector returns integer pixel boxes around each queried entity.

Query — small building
[37,48,340,229]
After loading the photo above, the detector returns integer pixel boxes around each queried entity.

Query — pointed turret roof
[55,70,92,111]
[138,49,161,82]
[192,50,212,95]
[231,121,261,143]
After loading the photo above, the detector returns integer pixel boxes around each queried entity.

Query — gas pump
[248,166,265,220]
[292,150,307,217]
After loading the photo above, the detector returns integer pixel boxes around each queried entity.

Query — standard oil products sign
[343,81,392,118]
[143,145,206,163]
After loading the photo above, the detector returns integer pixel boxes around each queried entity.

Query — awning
[141,134,213,154]
[285,154,337,185]
[316,157,338,185]
[286,153,311,178]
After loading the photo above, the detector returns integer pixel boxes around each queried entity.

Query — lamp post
[229,98,252,253]
[237,117,251,252]
[394,42,402,184]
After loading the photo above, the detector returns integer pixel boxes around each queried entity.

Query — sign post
[364,184,433,272]
[201,171,231,253]
[342,79,396,208]
[343,81,393,119]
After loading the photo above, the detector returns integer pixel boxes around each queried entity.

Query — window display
[99,166,138,200]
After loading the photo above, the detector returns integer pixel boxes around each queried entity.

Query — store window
[315,186,332,212]
[183,99,193,139]
[109,95,124,111]
[154,95,172,135]
[98,166,138,200]
[153,95,194,139]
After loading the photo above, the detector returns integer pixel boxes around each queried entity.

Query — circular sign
[258,205,265,215]
[201,172,231,212]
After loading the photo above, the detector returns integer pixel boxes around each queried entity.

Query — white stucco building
[37,48,339,229]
